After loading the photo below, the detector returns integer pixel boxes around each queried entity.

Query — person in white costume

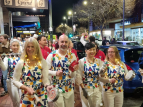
[76,42,106,107]
[100,46,128,107]
[46,35,78,107]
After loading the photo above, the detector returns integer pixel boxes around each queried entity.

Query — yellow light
[83,1,87,5]
[17,31,23,33]
[63,16,66,19]
[68,11,72,15]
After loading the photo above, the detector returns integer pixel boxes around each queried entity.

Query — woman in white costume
[76,42,105,107]
[1,39,21,107]
[13,37,52,107]
[100,46,128,107]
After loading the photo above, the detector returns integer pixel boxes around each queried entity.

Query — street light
[83,1,87,5]
[68,11,72,15]
[123,0,125,40]
[68,10,74,35]
[63,16,68,25]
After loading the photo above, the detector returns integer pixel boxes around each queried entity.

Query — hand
[46,85,53,93]
[109,78,116,84]
[73,65,79,71]
[0,57,2,61]
[139,68,143,76]
[56,70,63,76]
[26,87,35,95]
[82,88,88,99]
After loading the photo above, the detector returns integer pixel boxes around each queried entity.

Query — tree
[55,24,72,34]
[74,0,141,39]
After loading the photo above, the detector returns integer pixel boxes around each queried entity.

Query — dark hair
[48,40,53,47]
[91,41,99,50]
[89,36,95,42]
[85,42,95,50]
[55,42,59,50]
[2,34,9,41]
[37,35,46,42]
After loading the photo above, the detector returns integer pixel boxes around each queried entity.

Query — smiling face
[26,42,35,57]
[58,35,69,52]
[11,42,20,53]
[85,47,96,58]
[107,48,116,60]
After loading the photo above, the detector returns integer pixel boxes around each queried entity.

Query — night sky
[52,0,79,28]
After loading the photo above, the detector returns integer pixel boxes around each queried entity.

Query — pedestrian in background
[37,35,51,60]
[48,40,55,51]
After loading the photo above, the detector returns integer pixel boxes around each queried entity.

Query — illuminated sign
[2,0,48,9]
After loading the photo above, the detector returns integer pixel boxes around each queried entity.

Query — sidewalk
[0,80,13,107]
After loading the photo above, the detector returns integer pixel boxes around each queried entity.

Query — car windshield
[124,49,143,62]
[126,42,139,46]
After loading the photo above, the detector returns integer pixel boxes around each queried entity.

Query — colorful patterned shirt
[7,56,20,79]
[46,50,77,93]
[102,61,128,93]
[77,57,103,89]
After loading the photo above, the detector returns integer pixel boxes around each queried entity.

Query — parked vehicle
[116,41,140,46]
[73,41,86,59]
[100,45,143,94]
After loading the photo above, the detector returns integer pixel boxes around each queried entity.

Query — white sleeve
[13,60,24,88]
[80,36,87,46]
[46,54,57,76]
[0,57,8,71]
[41,59,50,86]
[123,63,128,74]
[99,59,104,68]
[75,59,84,85]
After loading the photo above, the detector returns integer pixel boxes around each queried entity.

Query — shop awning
[120,22,143,29]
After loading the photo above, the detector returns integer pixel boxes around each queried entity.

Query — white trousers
[54,89,74,107]
[80,87,102,107]
[6,79,20,107]
[103,91,123,107]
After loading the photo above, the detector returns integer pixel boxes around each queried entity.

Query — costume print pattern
[103,61,125,93]
[8,56,20,79]
[20,62,48,107]
[51,50,75,93]
[83,58,100,89]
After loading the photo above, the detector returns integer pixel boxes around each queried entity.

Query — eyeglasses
[107,51,115,53]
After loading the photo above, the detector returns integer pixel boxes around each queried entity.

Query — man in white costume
[46,35,78,107]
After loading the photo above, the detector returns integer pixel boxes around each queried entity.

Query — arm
[69,53,78,78]
[0,57,8,71]
[80,36,87,46]
[13,60,24,89]
[46,54,57,76]
[41,59,50,86]
[75,59,84,86]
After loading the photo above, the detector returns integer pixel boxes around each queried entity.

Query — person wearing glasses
[100,46,128,107]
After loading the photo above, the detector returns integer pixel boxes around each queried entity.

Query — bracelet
[45,85,49,89]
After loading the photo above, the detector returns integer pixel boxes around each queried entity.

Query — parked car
[73,41,86,59]
[116,41,140,46]
[100,44,143,94]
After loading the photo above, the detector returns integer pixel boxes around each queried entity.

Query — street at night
[0,0,143,107]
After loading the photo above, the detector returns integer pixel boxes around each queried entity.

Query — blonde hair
[21,37,43,61]
[105,46,122,64]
